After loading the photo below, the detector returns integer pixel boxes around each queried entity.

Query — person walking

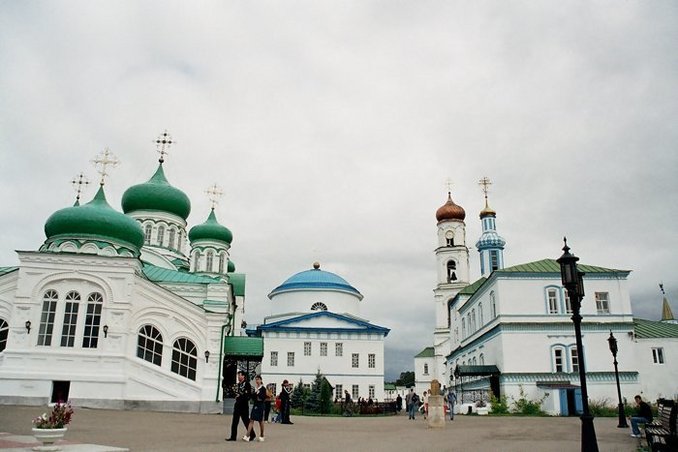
[406,389,419,420]
[421,391,429,420]
[447,390,457,420]
[396,394,403,414]
[226,371,256,442]
[343,390,353,416]
[629,395,653,438]
[280,380,294,425]
[243,375,266,442]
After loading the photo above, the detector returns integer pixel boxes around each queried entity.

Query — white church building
[415,181,678,415]
[0,134,252,413]
[252,263,390,401]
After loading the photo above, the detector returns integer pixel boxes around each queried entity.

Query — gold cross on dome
[206,183,223,209]
[155,130,174,163]
[445,178,454,195]
[479,176,493,206]
[71,172,90,203]
[91,148,120,186]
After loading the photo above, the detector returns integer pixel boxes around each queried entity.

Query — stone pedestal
[427,395,445,428]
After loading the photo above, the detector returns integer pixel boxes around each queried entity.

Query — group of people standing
[225,371,294,443]
[401,388,457,420]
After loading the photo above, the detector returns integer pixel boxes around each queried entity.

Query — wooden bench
[646,400,677,452]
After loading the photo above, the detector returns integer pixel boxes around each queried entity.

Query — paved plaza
[0,406,640,452]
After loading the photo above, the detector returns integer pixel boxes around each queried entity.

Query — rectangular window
[352,384,359,400]
[335,384,343,400]
[595,292,610,314]
[37,299,58,346]
[652,347,665,364]
[369,385,375,399]
[570,347,579,373]
[304,342,311,356]
[368,353,375,369]
[320,342,327,356]
[336,342,343,357]
[82,302,102,348]
[548,289,559,314]
[287,352,295,367]
[564,292,573,314]
[352,353,359,368]
[60,302,79,347]
[554,348,564,372]
[270,351,278,367]
[490,251,499,271]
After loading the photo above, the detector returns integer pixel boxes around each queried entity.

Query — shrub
[511,386,546,416]
[589,398,618,417]
[489,393,510,415]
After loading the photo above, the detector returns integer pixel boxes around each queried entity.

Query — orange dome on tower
[436,192,466,222]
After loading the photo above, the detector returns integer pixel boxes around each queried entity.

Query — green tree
[395,371,415,387]
[319,378,333,415]
[291,378,309,411]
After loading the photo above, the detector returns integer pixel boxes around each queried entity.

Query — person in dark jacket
[396,394,403,413]
[243,375,267,442]
[280,380,294,424]
[630,395,653,438]
[226,371,256,442]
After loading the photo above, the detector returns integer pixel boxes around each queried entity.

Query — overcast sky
[1,1,676,380]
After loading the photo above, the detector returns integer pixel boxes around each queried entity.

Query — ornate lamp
[607,332,629,428]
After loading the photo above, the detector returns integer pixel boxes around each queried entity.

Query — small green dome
[45,186,145,250]
[227,260,235,272]
[189,209,233,244]
[121,163,191,220]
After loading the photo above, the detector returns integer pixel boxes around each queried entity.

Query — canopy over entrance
[454,365,500,378]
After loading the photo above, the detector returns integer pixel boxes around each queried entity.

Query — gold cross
[91,148,120,186]
[155,130,174,163]
[445,178,454,195]
[206,183,223,209]
[71,172,90,203]
[479,176,492,206]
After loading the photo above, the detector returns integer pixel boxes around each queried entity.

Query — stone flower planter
[31,427,67,451]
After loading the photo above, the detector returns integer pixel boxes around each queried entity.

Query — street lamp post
[607,331,629,428]
[557,238,599,452]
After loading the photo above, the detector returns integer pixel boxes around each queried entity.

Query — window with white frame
[479,353,485,365]
[60,291,80,347]
[168,228,176,249]
[82,292,103,348]
[0,318,8,353]
[144,224,152,244]
[270,351,278,366]
[570,346,579,372]
[194,250,202,271]
[218,253,225,273]
[38,289,58,346]
[595,292,610,314]
[471,309,477,332]
[547,288,559,314]
[320,342,327,356]
[447,260,457,282]
[423,363,429,375]
[467,313,472,334]
[206,250,214,272]
[490,291,497,318]
[652,347,665,364]
[335,384,343,400]
[472,356,477,365]
[368,353,375,368]
[335,342,343,357]
[137,324,163,366]
[553,347,565,372]
[171,338,197,381]
[352,384,359,399]
[157,225,165,246]
[478,302,484,326]
[490,250,499,272]
[564,291,573,314]
[352,353,359,368]
[287,352,295,367]
[304,342,311,356]
[369,385,375,399]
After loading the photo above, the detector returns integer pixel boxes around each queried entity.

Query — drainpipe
[215,317,231,402]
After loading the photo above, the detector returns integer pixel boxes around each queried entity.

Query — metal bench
[646,400,677,452]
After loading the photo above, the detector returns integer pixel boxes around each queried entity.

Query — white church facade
[0,135,251,413]
[415,181,678,415]
[252,263,390,401]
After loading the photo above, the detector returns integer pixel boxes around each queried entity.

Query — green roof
[188,209,233,245]
[122,163,191,220]
[415,346,434,358]
[0,267,18,277]
[223,336,263,357]
[634,318,678,339]
[458,277,487,296]
[143,264,221,284]
[454,365,500,376]
[384,383,396,390]
[229,273,246,297]
[497,258,628,275]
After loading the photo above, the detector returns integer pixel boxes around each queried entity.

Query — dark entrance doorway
[51,381,70,403]
[490,375,500,398]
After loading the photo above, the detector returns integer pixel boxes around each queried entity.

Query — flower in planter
[32,402,74,429]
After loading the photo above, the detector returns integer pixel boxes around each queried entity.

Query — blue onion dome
[227,260,236,272]
[188,209,233,245]
[268,262,363,299]
[45,186,144,250]
[121,163,191,220]
[436,192,466,222]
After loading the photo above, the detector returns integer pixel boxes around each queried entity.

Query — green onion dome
[45,186,145,251]
[121,163,191,220]
[188,209,233,245]
[227,260,236,272]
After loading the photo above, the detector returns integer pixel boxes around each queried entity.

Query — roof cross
[70,172,90,203]
[445,178,454,195]
[479,176,492,206]
[91,148,120,186]
[155,130,174,163]
[206,183,223,209]
[660,283,665,295]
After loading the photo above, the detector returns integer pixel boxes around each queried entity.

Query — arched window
[144,224,152,245]
[471,309,476,332]
[479,353,485,365]
[461,318,466,339]
[60,291,80,347]
[478,302,484,327]
[137,325,163,366]
[467,313,472,334]
[82,292,103,348]
[490,291,497,318]
[193,251,202,272]
[157,226,165,246]
[0,318,9,353]
[447,260,457,283]
[218,253,225,273]
[546,287,559,314]
[423,363,429,375]
[552,345,566,373]
[311,302,328,311]
[171,338,198,381]
[205,250,214,273]
[168,228,176,249]
[38,290,58,346]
